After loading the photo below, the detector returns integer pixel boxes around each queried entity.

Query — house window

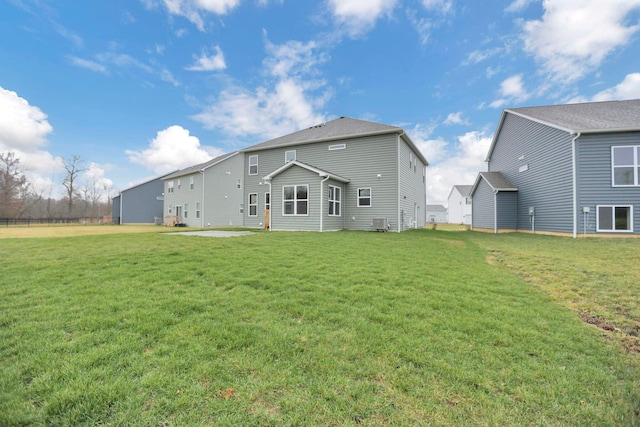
[612,146,639,186]
[236,179,242,189]
[248,193,258,217]
[265,192,270,210]
[168,204,173,214]
[283,185,308,216]
[196,202,200,219]
[409,152,413,169]
[190,176,195,190]
[329,143,346,151]
[167,181,174,193]
[184,203,188,219]
[597,205,633,232]
[357,188,371,207]
[423,166,426,183]
[328,185,341,216]
[249,155,258,175]
[177,179,181,190]
[239,204,244,214]
[285,150,296,163]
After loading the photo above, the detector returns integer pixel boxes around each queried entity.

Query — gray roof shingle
[454,185,473,197]
[477,172,517,191]
[507,99,640,133]
[163,151,239,180]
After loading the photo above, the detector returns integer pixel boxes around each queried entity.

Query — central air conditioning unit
[372,217,390,232]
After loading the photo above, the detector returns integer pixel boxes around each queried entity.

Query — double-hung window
[612,146,639,186]
[283,185,308,215]
[265,192,270,211]
[167,181,174,193]
[249,155,258,175]
[328,186,341,216]
[196,202,201,219]
[357,188,371,207]
[597,205,633,232]
[184,203,188,219]
[189,176,195,190]
[248,193,258,217]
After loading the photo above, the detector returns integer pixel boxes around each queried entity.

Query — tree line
[0,152,113,219]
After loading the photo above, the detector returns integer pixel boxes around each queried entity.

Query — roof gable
[163,151,240,180]
[471,172,518,196]
[448,184,473,200]
[263,160,350,183]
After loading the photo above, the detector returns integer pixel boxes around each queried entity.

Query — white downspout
[571,132,581,238]
[320,175,330,232]
[200,170,205,228]
[119,192,123,225]
[493,190,498,234]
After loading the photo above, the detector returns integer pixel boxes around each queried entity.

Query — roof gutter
[571,132,581,238]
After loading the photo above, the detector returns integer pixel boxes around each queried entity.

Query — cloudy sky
[1,0,639,205]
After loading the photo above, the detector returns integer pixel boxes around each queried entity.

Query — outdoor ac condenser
[372,217,390,231]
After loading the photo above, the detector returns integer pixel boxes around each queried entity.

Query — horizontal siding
[497,191,518,230]
[576,132,640,235]
[204,154,245,227]
[472,179,495,230]
[269,166,321,231]
[490,114,574,233]
[121,179,164,224]
[398,137,427,230]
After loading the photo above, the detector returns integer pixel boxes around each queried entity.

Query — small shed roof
[470,172,518,196]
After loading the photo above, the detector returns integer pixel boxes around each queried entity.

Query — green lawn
[1,230,638,426]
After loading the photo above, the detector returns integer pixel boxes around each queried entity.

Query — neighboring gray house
[112,173,172,224]
[426,205,447,223]
[471,99,640,237]
[162,152,244,227]
[241,117,428,232]
[447,185,473,225]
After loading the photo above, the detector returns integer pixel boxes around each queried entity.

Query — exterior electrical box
[582,207,590,213]
[529,207,535,216]
[372,217,390,231]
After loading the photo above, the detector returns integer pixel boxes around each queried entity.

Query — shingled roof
[163,151,240,180]
[471,172,518,194]
[506,99,640,133]
[242,116,429,165]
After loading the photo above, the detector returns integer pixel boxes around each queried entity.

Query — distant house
[426,205,447,223]
[447,185,473,225]
[162,152,243,227]
[112,173,173,224]
[241,117,429,232]
[471,99,640,237]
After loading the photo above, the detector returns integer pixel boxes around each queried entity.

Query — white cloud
[462,47,503,66]
[426,131,492,205]
[591,73,640,101]
[490,74,530,108]
[443,112,470,126]
[150,0,241,30]
[192,37,330,140]
[421,0,453,14]
[505,0,536,13]
[186,45,227,71]
[67,56,108,74]
[406,9,433,45]
[410,122,446,163]
[327,0,398,37]
[126,125,223,174]
[522,0,640,83]
[0,86,62,178]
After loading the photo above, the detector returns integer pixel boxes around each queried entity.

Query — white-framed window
[249,155,258,175]
[248,193,258,217]
[597,205,633,232]
[612,146,639,186]
[236,179,242,189]
[285,150,296,163]
[168,204,173,214]
[196,202,200,219]
[184,203,188,219]
[190,176,195,190]
[409,152,413,169]
[328,185,341,216]
[239,203,244,214]
[167,181,174,193]
[283,185,308,216]
[265,192,270,210]
[177,179,181,190]
[329,143,346,151]
[357,187,372,207]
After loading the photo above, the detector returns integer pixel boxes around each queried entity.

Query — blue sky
[1,0,639,205]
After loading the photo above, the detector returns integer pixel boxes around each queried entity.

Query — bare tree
[62,156,86,217]
[0,152,31,218]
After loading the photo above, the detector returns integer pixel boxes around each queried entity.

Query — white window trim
[184,203,188,219]
[195,202,201,219]
[328,185,341,217]
[177,179,181,190]
[236,179,242,189]
[611,145,639,187]
[265,192,270,210]
[285,150,296,163]
[596,205,633,232]
[248,193,258,217]
[357,187,372,208]
[189,176,195,190]
[167,181,174,193]
[282,184,309,216]
[329,143,346,151]
[249,155,258,175]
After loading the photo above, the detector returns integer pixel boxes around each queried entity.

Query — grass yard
[0,229,639,425]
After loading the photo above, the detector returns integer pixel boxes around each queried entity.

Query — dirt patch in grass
[580,312,640,353]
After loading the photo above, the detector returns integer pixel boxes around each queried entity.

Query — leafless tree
[0,152,31,218]
[62,155,86,216]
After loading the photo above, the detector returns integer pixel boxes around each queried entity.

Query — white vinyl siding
[612,146,639,186]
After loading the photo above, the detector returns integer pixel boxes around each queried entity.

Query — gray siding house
[471,99,640,237]
[162,152,244,227]
[426,205,448,223]
[241,117,428,232]
[112,174,172,224]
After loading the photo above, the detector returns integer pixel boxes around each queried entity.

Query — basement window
[597,205,633,232]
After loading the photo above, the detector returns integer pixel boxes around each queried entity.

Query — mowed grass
[0,230,639,426]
